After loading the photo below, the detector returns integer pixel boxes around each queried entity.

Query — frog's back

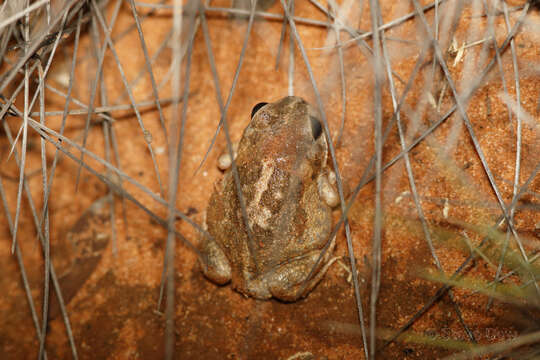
[211,158,331,276]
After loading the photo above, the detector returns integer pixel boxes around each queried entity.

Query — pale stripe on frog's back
[246,159,274,230]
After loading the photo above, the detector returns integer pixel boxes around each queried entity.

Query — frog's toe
[318,173,339,208]
[217,143,238,171]
[267,253,340,302]
[268,283,304,302]
[241,277,272,300]
[199,240,231,285]
[266,260,320,302]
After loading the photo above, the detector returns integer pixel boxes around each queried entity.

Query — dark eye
[310,115,322,140]
[251,102,268,118]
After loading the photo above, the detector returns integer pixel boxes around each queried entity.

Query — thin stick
[127,0,169,142]
[90,0,166,197]
[279,2,368,359]
[0,0,49,32]
[410,0,538,295]
[11,0,32,254]
[75,0,123,192]
[37,61,51,360]
[368,0,383,357]
[0,177,48,360]
[378,4,475,346]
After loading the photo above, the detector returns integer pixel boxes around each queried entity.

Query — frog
[199,96,339,301]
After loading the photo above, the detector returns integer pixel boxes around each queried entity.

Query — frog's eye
[309,115,322,140]
[251,102,268,118]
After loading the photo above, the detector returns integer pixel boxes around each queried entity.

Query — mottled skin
[199,96,338,301]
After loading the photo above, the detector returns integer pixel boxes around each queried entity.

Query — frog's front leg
[217,143,238,171]
[265,247,338,302]
[199,234,232,285]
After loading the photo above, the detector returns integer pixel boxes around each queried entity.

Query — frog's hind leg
[199,236,232,285]
[266,251,340,302]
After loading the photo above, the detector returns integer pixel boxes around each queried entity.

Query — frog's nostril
[310,116,322,140]
[282,96,305,107]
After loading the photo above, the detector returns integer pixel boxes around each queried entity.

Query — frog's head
[242,96,329,176]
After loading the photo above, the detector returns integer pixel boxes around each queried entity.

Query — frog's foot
[241,276,272,300]
[199,237,231,285]
[217,143,238,171]
[318,172,339,208]
[265,252,340,302]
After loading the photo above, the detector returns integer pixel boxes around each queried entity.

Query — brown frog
[199,96,339,301]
